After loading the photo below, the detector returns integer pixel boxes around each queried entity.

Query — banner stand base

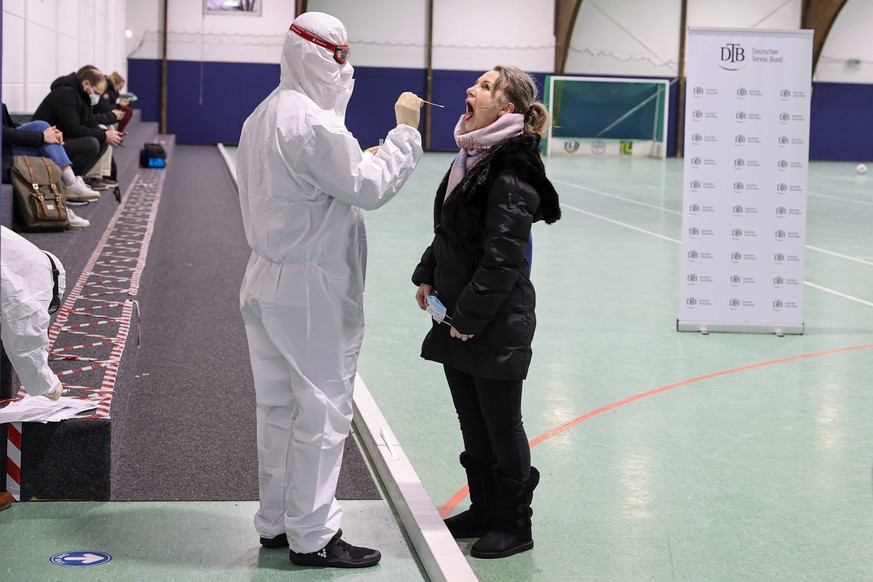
[676,320,804,336]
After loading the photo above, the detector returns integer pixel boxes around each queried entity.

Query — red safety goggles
[290,23,350,65]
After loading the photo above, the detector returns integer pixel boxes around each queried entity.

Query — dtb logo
[721,44,745,64]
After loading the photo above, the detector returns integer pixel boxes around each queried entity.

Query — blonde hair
[108,71,126,90]
[492,65,550,137]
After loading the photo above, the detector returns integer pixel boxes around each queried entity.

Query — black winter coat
[412,133,561,380]
[32,73,109,142]
[2,103,44,183]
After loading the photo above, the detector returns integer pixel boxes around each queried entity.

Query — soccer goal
[543,76,670,159]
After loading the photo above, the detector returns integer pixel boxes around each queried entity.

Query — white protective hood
[279,11,355,119]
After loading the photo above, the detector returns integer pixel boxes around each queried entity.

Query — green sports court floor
[3,150,872,581]
[360,152,873,581]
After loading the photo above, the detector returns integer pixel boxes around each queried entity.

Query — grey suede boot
[443,453,498,538]
[470,467,539,559]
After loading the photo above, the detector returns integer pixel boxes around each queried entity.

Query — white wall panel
[25,21,58,110]
[565,0,681,77]
[311,0,427,69]
[57,35,81,79]
[687,0,801,29]
[125,0,161,60]
[2,85,26,112]
[432,0,554,72]
[4,0,26,18]
[25,0,58,29]
[2,0,126,111]
[3,14,26,84]
[815,0,873,84]
[25,83,52,113]
[159,0,294,64]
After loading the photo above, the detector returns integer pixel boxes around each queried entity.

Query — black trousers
[444,365,530,481]
[63,136,106,176]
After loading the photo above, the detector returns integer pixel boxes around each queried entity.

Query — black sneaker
[85,177,110,191]
[260,532,287,548]
[101,176,119,187]
[289,533,380,568]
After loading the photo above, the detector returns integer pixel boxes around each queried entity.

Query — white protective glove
[395,92,423,129]
[45,382,63,401]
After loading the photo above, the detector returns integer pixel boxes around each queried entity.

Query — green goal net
[543,76,670,158]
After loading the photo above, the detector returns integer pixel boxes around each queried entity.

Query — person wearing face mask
[32,66,123,186]
[412,66,561,559]
[236,12,424,569]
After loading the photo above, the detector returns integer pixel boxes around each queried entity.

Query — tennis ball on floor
[857,163,868,175]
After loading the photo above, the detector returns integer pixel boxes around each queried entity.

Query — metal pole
[675,0,688,157]
[425,0,434,151]
[160,0,169,134]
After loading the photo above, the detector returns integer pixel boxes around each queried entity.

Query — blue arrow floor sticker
[50,551,112,566]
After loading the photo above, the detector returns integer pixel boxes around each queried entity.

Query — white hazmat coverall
[236,12,423,553]
[1,227,66,397]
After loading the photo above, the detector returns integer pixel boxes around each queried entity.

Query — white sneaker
[66,208,90,228]
[65,176,100,201]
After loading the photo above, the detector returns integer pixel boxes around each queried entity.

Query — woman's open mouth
[464,100,474,122]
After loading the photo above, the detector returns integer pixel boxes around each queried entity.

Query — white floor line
[804,282,873,308]
[216,143,238,189]
[805,245,873,267]
[561,203,873,309]
[561,202,681,243]
[352,374,477,582]
[556,180,871,265]
[553,179,683,215]
[808,190,873,207]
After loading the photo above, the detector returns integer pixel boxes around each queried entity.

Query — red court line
[439,342,873,517]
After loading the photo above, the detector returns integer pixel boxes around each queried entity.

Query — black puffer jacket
[2,103,44,183]
[32,73,109,141]
[412,133,561,380]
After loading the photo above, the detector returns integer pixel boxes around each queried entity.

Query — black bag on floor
[9,155,70,232]
[140,143,167,168]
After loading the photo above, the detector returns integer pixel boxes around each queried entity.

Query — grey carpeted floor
[110,144,380,501]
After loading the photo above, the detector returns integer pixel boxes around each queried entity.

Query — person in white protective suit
[0,226,65,401]
[236,12,424,569]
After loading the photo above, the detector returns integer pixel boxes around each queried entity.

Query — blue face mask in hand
[425,295,450,324]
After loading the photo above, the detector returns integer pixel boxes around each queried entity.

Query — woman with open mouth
[412,65,562,559]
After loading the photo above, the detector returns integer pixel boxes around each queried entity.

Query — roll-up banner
[678,27,813,335]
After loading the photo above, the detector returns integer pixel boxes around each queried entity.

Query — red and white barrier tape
[5,422,22,500]
[4,136,173,497]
